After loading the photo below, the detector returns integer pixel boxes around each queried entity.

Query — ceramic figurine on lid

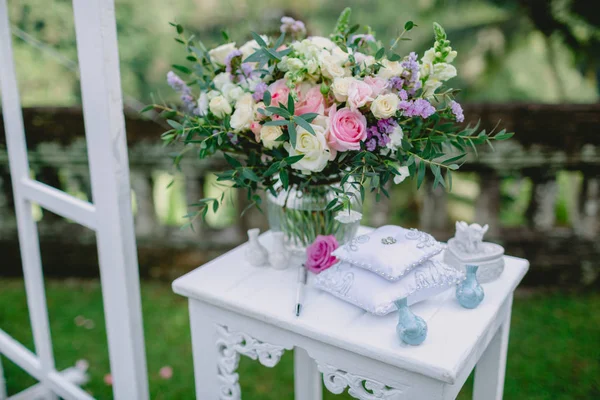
[444,221,505,283]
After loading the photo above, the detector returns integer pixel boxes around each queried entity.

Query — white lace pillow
[314,259,465,316]
[332,225,445,281]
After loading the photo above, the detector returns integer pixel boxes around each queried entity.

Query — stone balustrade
[1,104,598,286]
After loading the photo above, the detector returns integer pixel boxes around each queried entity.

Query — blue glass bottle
[394,298,428,346]
[456,265,485,309]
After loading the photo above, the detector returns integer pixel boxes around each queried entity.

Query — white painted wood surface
[72,0,149,398]
[173,228,529,399]
[1,0,149,398]
[0,1,58,397]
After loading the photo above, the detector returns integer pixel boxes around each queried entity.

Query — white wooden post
[0,1,57,398]
[0,0,149,398]
[71,0,149,398]
[0,355,6,400]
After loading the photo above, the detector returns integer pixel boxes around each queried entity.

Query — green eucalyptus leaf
[251,32,267,47]
[263,90,272,106]
[293,116,315,135]
[223,153,241,168]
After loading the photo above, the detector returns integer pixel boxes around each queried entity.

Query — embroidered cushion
[313,259,465,316]
[331,225,445,281]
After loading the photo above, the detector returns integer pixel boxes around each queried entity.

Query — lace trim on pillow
[315,261,465,316]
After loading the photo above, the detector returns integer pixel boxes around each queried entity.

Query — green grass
[0,280,598,399]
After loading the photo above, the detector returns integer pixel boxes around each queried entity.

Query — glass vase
[266,183,362,254]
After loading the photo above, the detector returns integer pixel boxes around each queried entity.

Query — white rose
[393,166,410,184]
[260,125,283,149]
[371,94,400,119]
[209,95,232,118]
[307,36,336,50]
[432,63,457,81]
[284,124,331,173]
[221,83,244,103]
[208,42,237,66]
[230,93,254,132]
[213,72,231,91]
[386,125,404,150]
[207,90,221,100]
[331,77,353,102]
[377,59,403,79]
[319,52,349,79]
[197,92,209,116]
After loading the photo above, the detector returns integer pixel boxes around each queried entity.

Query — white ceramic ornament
[246,228,269,267]
[444,221,505,283]
[269,232,290,269]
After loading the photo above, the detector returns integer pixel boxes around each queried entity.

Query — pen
[295,265,307,317]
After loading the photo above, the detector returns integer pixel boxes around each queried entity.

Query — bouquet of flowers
[148,8,513,250]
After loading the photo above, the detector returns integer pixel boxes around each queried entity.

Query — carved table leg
[215,324,288,400]
[473,295,513,400]
[317,362,405,400]
[294,347,322,400]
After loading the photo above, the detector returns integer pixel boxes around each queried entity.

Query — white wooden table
[173,228,529,400]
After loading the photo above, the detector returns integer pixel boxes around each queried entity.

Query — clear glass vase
[266,183,362,254]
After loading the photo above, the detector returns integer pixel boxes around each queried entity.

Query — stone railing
[1,104,598,286]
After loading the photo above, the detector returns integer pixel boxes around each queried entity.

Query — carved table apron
[173,228,529,400]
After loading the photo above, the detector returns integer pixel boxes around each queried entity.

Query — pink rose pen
[296,235,339,316]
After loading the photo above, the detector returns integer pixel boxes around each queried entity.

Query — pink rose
[295,86,325,116]
[250,121,262,141]
[364,76,388,97]
[268,79,290,106]
[347,79,373,110]
[327,105,367,152]
[306,235,339,274]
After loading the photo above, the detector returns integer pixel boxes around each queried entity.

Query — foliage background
[7,0,599,108]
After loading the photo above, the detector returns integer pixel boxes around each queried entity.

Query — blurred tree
[4,0,598,106]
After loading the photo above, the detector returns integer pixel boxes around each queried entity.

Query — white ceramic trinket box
[443,222,505,283]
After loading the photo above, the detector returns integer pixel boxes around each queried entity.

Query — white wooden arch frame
[0,0,149,398]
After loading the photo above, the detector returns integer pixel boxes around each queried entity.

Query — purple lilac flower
[365,124,392,151]
[280,16,306,35]
[350,33,376,46]
[252,82,268,102]
[401,52,422,95]
[167,71,196,112]
[365,138,377,151]
[450,100,464,123]
[398,89,408,101]
[399,99,436,119]
[227,132,239,145]
[167,71,188,92]
[377,118,396,134]
[225,49,243,74]
[389,76,404,91]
